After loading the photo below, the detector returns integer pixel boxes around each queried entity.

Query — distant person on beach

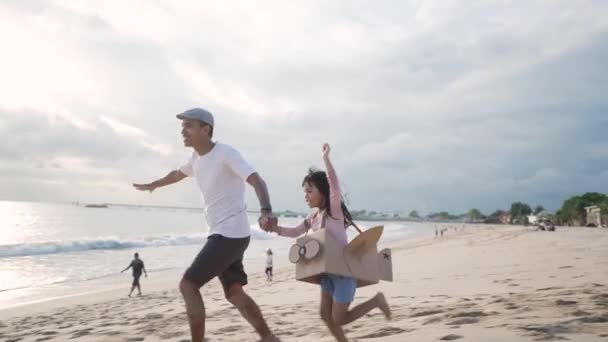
[265,248,273,281]
[121,252,147,297]
[263,144,391,342]
[133,108,279,342]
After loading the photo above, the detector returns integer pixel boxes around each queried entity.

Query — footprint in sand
[439,334,463,340]
[520,323,570,340]
[592,293,608,306]
[535,286,563,292]
[555,299,577,306]
[571,310,591,317]
[496,278,513,284]
[144,313,163,320]
[159,331,186,339]
[70,328,94,337]
[216,325,247,334]
[356,326,410,339]
[409,309,444,318]
[450,311,489,318]
[423,317,443,325]
[446,318,479,325]
[577,314,608,323]
[490,298,506,304]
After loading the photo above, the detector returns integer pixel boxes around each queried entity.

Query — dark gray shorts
[183,234,250,292]
[132,273,142,286]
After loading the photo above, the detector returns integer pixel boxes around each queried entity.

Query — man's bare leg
[320,291,347,342]
[225,284,278,341]
[180,278,206,342]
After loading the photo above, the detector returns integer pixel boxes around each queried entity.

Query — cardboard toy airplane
[288,226,393,288]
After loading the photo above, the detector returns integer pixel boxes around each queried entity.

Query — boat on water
[84,204,109,208]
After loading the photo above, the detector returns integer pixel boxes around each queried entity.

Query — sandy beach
[2,225,607,342]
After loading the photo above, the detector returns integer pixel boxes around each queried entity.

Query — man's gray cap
[176,108,214,127]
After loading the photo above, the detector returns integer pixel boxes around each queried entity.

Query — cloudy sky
[1,0,607,215]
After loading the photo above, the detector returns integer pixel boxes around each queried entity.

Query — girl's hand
[322,143,331,158]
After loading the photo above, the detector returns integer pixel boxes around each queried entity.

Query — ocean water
[0,201,431,309]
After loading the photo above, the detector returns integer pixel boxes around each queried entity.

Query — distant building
[585,206,602,226]
[499,212,512,224]
[527,215,538,225]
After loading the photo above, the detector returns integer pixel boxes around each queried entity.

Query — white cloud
[100,116,145,138]
[1,0,607,213]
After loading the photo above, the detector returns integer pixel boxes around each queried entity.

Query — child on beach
[265,248,273,281]
[264,143,391,342]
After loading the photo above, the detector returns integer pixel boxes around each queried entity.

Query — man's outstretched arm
[133,170,187,192]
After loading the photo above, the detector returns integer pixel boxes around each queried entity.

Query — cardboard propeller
[288,226,393,288]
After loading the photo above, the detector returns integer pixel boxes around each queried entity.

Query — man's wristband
[261,207,272,212]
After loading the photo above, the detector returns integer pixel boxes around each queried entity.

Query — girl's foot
[376,292,391,320]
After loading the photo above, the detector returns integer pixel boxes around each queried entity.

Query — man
[133,108,278,342]
[121,252,147,297]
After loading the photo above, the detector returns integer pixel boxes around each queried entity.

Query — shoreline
[0,256,271,318]
[2,225,607,341]
[0,224,424,310]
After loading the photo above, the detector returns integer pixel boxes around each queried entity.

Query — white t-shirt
[266,254,273,267]
[179,143,255,238]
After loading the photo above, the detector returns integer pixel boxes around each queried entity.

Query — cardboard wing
[288,226,393,288]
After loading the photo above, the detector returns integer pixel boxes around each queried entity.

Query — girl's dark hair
[302,168,360,231]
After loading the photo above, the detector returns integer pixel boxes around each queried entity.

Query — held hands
[258,212,278,233]
[133,183,156,193]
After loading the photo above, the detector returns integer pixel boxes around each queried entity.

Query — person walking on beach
[265,248,273,282]
[263,144,391,342]
[133,108,279,342]
[121,252,147,297]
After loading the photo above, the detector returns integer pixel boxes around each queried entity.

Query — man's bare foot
[376,292,391,320]
[259,334,281,342]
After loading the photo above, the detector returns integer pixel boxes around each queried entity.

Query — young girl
[265,248,273,281]
[266,143,391,342]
